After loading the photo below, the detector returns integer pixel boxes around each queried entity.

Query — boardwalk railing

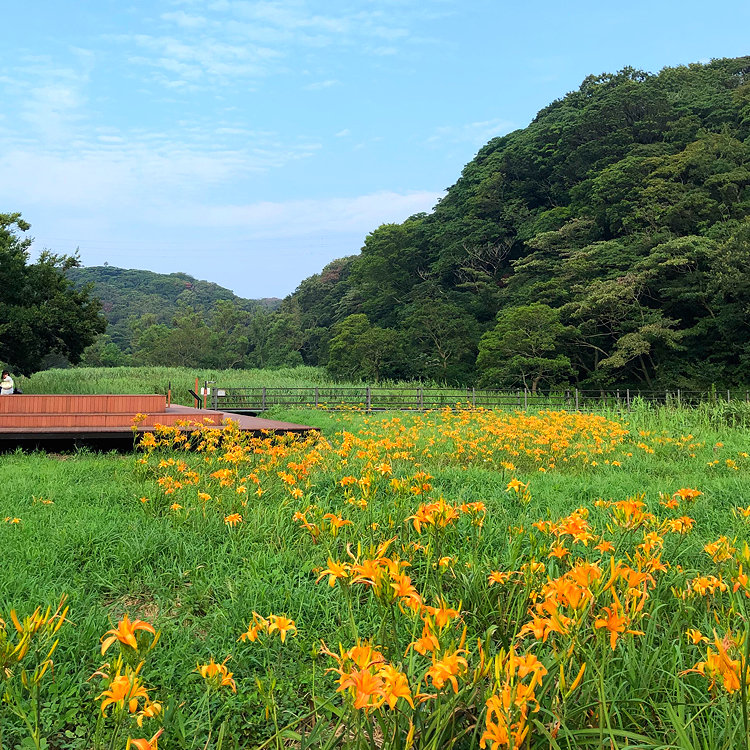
[204,386,750,413]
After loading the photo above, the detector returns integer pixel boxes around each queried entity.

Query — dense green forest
[67,267,282,369]
[280,56,750,390]
[69,57,750,388]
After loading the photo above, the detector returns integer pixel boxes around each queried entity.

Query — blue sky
[1,1,748,298]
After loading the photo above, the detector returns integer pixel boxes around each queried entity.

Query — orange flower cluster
[324,643,414,711]
[481,648,549,749]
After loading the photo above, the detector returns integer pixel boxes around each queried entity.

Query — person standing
[1,370,14,395]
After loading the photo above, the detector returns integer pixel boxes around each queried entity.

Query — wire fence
[198,385,750,413]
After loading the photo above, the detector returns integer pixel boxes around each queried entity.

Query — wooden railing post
[314,387,319,408]
[523,388,528,410]
[366,386,372,411]
[262,387,266,411]
[575,389,579,411]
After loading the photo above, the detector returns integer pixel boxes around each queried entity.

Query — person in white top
[1,371,14,395]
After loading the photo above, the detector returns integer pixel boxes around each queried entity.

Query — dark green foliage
[66,266,287,369]
[0,214,106,375]
[282,56,750,388]
[477,304,573,392]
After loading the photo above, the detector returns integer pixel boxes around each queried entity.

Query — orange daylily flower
[101,615,157,655]
[197,657,237,692]
[268,614,297,642]
[127,729,164,750]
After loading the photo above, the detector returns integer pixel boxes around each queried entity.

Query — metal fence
[200,385,750,413]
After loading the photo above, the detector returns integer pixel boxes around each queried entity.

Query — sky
[0,1,748,299]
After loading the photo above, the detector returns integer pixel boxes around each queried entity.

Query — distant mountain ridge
[67,265,280,352]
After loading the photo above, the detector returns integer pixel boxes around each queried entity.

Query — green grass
[16,366,336,404]
[2,406,750,748]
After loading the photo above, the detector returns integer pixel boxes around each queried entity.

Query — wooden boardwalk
[0,394,316,443]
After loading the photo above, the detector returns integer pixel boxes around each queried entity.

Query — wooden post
[616,389,620,408]
[517,389,521,408]
[203,381,208,410]
[314,387,319,408]
[626,388,631,410]
[472,387,476,408]
[262,387,266,411]
[419,387,424,411]
[728,389,732,403]
[366,386,372,411]
[523,388,528,410]
[677,389,681,407]
[575,388,579,411]
[194,377,199,409]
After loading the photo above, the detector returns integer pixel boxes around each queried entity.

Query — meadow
[16,366,337,403]
[3,387,750,749]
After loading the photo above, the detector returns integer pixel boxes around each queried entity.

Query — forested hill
[68,266,281,368]
[279,56,750,390]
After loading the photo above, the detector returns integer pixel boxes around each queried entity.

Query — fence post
[517,389,521,408]
[616,389,620,408]
[419,387,424,411]
[626,388,631,410]
[523,388,528,410]
[575,389,579,411]
[211,388,218,410]
[262,387,266,412]
[366,386,372,411]
[677,389,681,407]
[728,389,732,403]
[472,387,476,408]
[203,381,208,410]
[314,387,319,408]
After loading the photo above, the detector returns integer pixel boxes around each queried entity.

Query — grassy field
[16,366,336,404]
[2,403,750,749]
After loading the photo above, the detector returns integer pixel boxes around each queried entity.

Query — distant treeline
[76,56,750,391]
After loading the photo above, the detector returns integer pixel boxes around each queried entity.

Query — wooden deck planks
[0,396,316,441]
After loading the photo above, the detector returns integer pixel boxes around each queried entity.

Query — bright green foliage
[68,266,287,370]
[477,303,573,392]
[280,57,750,387]
[0,214,106,375]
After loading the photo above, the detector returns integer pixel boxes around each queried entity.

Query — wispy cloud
[112,0,443,88]
[303,78,339,90]
[165,189,443,237]
[425,118,515,147]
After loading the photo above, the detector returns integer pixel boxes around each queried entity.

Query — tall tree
[0,214,106,374]
[477,304,573,393]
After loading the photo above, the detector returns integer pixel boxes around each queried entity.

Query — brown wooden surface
[0,399,316,439]
[0,394,165,414]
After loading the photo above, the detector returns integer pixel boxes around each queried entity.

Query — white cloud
[334,128,350,137]
[425,118,515,147]
[163,190,443,237]
[0,133,323,210]
[111,0,442,88]
[303,78,339,90]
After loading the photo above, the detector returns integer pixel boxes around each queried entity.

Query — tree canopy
[276,56,750,388]
[0,214,106,375]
